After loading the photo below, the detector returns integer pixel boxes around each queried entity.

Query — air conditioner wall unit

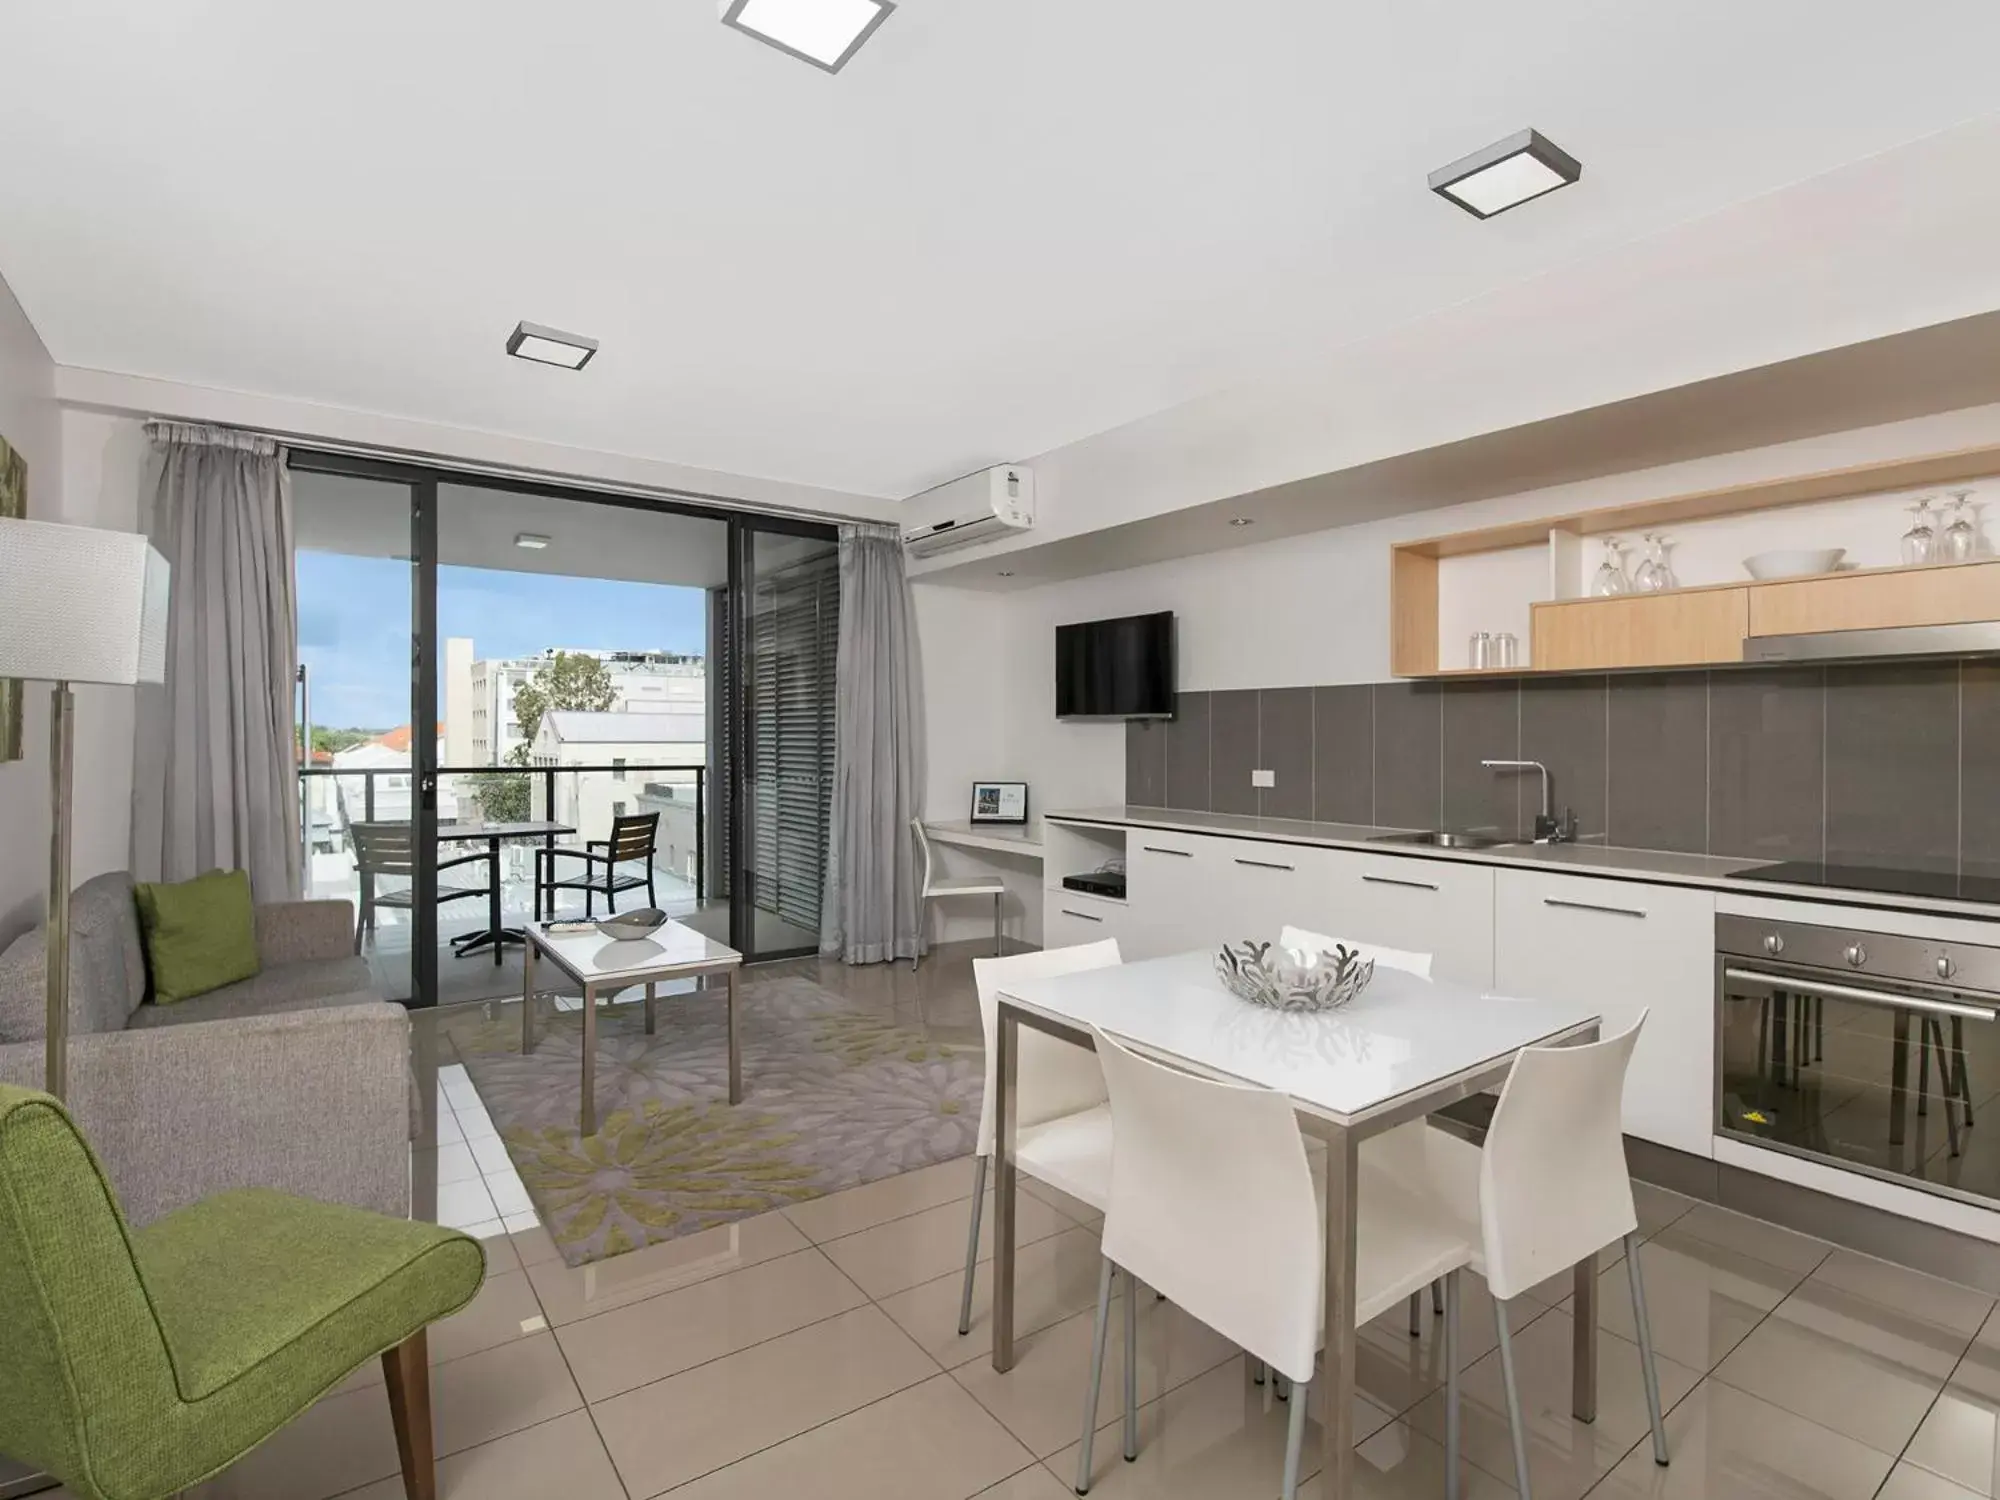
[901,465,1035,557]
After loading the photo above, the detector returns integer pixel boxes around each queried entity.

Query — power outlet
[1251,769,1275,789]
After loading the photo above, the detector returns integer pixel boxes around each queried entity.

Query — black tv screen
[1055,612,1175,719]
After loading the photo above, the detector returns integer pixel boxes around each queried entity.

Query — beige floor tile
[1672,1202,1832,1276]
[331,1410,623,1500]
[427,1139,481,1185]
[950,1296,1240,1457]
[507,1219,563,1268]
[558,1246,868,1401]
[436,1176,498,1230]
[454,1106,500,1144]
[878,1223,1109,1369]
[430,1108,466,1146]
[1585,1226,1803,1373]
[338,1269,551,1393]
[1405,1307,1702,1500]
[820,1190,1069,1300]
[1904,1340,2000,1497]
[1808,1248,1996,1339]
[1020,1175,1104,1227]
[484,1170,536,1219]
[1713,1279,1968,1456]
[1632,1181,1699,1240]
[591,1304,936,1497]
[1295,1418,1517,1499]
[1585,1380,1894,1499]
[525,1207,811,1325]
[783,1155,981,1242]
[664,1374,1035,1500]
[1354,1286,1557,1420]
[195,1333,581,1500]
[979,1469,1078,1500]
[1883,1463,1995,1500]
[468,1132,518,1177]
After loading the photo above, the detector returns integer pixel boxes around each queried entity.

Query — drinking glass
[1591,538,1630,596]
[1901,499,1936,567]
[1942,491,1979,564]
[1632,534,1675,593]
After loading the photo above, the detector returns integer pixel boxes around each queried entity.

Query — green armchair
[0,1085,485,1500]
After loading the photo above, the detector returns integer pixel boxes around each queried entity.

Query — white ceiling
[6,1,2000,500]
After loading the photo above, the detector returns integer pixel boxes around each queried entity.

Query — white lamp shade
[0,517,170,685]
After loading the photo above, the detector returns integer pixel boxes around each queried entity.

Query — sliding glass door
[289,450,836,1005]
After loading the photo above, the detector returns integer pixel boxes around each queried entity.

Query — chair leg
[1956,1015,1976,1126]
[1433,1278,1444,1317]
[994,891,1004,958]
[1408,1291,1422,1337]
[1075,1257,1115,1494]
[1123,1270,1139,1461]
[382,1329,435,1500]
[1445,1270,1462,1500]
[1493,1298,1533,1500]
[957,1154,989,1336]
[1251,1357,1266,1386]
[1279,1373,1310,1500]
[1624,1232,1670,1466]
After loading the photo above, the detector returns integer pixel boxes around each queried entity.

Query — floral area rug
[444,970,982,1266]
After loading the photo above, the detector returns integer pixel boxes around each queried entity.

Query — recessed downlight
[719,0,894,73]
[997,570,1015,577]
[1228,518,1256,528]
[506,321,598,370]
[514,533,551,551]
[1429,128,1581,219]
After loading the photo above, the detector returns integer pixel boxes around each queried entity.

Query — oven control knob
[1845,943,1868,968]
[1938,955,1958,980]
[1763,933,1785,956]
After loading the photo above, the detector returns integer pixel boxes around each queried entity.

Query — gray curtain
[131,423,301,901]
[820,523,926,965]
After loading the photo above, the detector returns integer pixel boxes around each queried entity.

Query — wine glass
[1942,491,1979,564]
[1591,538,1630,596]
[1901,499,1936,567]
[1631,534,1675,593]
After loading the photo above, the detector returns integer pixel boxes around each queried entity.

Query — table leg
[488,837,502,966]
[645,981,656,1036]
[991,1004,1020,1372]
[1320,1127,1358,1497]
[582,981,598,1136]
[726,968,742,1104]
[1572,1250,1598,1423]
[521,939,537,1053]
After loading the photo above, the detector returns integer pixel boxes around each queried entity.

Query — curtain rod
[178,419,889,529]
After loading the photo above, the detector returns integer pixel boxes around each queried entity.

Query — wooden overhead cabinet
[1532,588,1748,671]
[1748,558,2000,638]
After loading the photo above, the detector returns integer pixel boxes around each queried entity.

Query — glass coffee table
[520,919,745,1135]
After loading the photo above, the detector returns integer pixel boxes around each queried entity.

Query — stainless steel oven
[1717,913,2000,1206]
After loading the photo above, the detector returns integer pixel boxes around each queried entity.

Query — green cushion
[135,869,261,1005]
[0,1085,486,1500]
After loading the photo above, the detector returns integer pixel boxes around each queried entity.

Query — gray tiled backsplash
[1127,664,1993,876]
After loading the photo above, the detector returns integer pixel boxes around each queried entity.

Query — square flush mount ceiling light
[1429,128,1582,219]
[506,321,598,370]
[719,0,894,73]
[514,533,551,551]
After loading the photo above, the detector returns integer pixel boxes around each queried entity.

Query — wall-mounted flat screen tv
[1055,611,1175,719]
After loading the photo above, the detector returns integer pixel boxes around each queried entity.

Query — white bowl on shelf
[1742,548,1846,581]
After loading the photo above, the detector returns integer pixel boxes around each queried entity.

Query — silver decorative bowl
[596,909,668,941]
[1214,938,1374,1013]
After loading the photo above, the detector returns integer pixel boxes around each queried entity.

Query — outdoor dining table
[436,819,574,958]
[991,948,1604,1499]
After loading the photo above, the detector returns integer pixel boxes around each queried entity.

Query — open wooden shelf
[1391,442,2000,677]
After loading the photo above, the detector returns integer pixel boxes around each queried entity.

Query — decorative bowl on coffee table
[596,909,668,941]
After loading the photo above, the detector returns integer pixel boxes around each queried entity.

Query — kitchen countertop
[1044,805,2000,923]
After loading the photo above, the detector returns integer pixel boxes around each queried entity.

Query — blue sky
[298,551,707,728]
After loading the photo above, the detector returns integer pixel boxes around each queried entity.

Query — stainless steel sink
[1366,830,1513,850]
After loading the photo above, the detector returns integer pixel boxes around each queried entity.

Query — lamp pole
[46,682,74,1101]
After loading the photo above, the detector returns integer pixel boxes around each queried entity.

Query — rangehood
[1744,621,2000,663]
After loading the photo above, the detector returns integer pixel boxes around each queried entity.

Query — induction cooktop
[1728,859,2000,906]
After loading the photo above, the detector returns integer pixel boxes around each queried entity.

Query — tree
[467,653,617,823]
[309,726,376,756]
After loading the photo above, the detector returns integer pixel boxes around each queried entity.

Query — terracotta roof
[370,722,444,753]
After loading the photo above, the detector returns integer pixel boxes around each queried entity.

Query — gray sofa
[0,872,411,1226]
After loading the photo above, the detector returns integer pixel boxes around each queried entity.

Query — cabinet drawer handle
[1141,845,1193,857]
[1060,909,1105,923]
[1233,858,1294,872]
[1544,897,1646,919]
[1361,873,1438,891]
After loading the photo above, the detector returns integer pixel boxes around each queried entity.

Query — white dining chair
[957,939,1126,1337]
[912,818,1009,969]
[1078,1026,1476,1500]
[1365,1016,1671,1498]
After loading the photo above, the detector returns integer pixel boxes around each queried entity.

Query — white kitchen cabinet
[1206,838,1342,947]
[1494,868,1715,1157]
[1321,852,1496,988]
[1124,827,1229,958]
[1043,889,1134,953]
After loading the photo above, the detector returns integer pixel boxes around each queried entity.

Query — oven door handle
[1722,966,1999,1022]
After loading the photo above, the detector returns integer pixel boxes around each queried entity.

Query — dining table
[991,949,1604,1499]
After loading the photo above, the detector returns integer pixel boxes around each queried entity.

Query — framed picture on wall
[0,435,25,764]
[969,781,1029,824]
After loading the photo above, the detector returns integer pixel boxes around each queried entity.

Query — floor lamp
[0,517,169,1100]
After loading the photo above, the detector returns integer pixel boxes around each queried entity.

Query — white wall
[0,271,61,944]
[918,396,2000,943]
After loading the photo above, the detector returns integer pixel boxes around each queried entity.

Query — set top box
[1062,870,1127,900]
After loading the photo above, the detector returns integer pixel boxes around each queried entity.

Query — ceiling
[6,2,2000,500]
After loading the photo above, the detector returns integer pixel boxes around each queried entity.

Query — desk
[922,820,1044,860]
[992,950,1602,1499]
